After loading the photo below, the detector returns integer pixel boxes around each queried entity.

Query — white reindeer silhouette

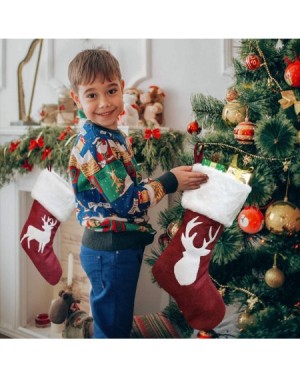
[21,215,57,253]
[174,216,221,286]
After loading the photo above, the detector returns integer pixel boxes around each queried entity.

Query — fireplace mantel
[0,125,171,338]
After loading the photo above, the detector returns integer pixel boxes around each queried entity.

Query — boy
[68,48,208,338]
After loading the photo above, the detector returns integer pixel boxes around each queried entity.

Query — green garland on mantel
[0,125,185,189]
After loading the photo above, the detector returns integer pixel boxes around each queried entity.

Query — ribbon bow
[144,128,161,140]
[278,90,298,109]
[41,148,52,160]
[22,159,33,172]
[9,141,21,152]
[29,136,44,151]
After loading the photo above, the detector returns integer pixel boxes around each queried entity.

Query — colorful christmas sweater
[68,121,178,243]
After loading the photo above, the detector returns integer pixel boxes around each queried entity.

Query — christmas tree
[147,39,300,338]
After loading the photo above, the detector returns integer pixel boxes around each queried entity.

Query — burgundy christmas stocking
[20,169,75,285]
[152,163,251,331]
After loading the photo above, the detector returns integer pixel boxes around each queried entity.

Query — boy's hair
[68,48,122,93]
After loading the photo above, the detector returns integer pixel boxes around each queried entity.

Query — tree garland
[0,125,185,188]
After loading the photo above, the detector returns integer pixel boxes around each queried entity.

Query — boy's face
[70,76,124,129]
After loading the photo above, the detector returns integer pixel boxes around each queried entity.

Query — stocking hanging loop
[194,142,204,164]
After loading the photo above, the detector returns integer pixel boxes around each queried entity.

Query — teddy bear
[49,290,93,338]
[142,102,164,128]
[118,92,140,127]
[124,87,141,106]
[140,85,165,127]
[148,85,165,104]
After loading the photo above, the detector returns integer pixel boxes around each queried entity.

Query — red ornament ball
[238,206,264,234]
[284,60,300,88]
[158,232,171,249]
[187,120,201,134]
[226,88,239,102]
[197,329,218,339]
[245,54,261,71]
[234,118,256,144]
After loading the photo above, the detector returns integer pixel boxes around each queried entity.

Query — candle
[67,252,73,287]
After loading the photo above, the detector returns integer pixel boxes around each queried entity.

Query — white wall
[0,39,233,130]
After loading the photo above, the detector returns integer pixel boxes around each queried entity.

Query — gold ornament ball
[222,100,247,127]
[265,200,300,235]
[265,266,285,288]
[167,221,181,238]
[294,101,300,117]
[237,311,255,330]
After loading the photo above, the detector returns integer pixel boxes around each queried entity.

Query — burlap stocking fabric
[20,169,75,285]
[152,163,251,330]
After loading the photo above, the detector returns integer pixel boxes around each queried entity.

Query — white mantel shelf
[0,125,41,146]
[1,124,38,134]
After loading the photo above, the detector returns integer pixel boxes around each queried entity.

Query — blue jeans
[80,245,144,338]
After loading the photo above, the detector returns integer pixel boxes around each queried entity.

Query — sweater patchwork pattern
[68,121,165,234]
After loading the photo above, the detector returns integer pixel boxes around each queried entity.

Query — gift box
[226,154,254,185]
[201,158,226,172]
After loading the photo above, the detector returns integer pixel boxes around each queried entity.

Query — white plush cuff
[181,164,251,227]
[31,169,75,222]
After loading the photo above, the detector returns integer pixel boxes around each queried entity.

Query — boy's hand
[171,166,208,191]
